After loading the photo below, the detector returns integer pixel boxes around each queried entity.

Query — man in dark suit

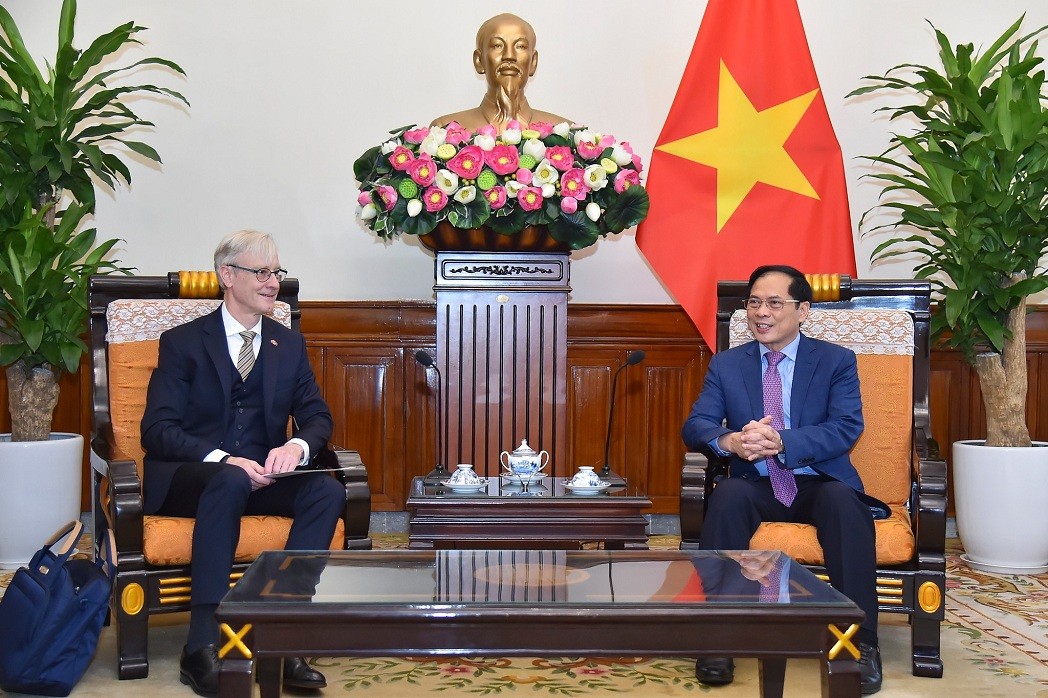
[682,265,882,695]
[141,230,345,696]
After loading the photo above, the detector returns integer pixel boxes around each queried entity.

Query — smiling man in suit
[682,265,882,695]
[141,230,345,696]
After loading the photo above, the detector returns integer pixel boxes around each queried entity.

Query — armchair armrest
[316,447,372,550]
[913,426,948,561]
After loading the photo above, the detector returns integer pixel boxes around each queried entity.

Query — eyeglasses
[226,263,287,283]
[744,297,802,311]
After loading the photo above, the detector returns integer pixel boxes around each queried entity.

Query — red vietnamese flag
[636,0,856,349]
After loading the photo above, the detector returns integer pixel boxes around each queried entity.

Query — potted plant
[851,16,1048,572]
[353,121,650,251]
[0,0,186,565]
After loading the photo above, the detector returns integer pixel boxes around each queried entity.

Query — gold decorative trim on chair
[730,308,915,356]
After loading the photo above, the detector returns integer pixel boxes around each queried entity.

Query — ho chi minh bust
[432,13,570,133]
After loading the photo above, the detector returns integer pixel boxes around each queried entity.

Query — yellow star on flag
[657,61,820,232]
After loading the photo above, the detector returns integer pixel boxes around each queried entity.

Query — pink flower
[560,197,578,215]
[356,190,372,206]
[422,186,448,212]
[545,146,574,172]
[560,168,590,200]
[375,185,398,212]
[506,119,522,132]
[408,157,437,186]
[529,121,555,137]
[445,123,473,146]
[477,124,498,138]
[614,169,640,193]
[485,186,508,209]
[389,146,414,171]
[447,145,484,179]
[485,145,520,175]
[517,186,544,211]
[404,127,430,144]
[622,141,643,172]
[576,139,604,160]
[515,167,533,185]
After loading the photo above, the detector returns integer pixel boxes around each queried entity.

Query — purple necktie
[763,351,797,506]
[759,555,787,603]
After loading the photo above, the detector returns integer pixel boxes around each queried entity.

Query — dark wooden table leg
[217,657,252,698]
[821,654,861,697]
[758,657,786,698]
[257,657,282,698]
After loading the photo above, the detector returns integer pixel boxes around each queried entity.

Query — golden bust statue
[432,13,569,132]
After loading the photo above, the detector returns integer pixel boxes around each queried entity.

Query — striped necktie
[236,331,256,381]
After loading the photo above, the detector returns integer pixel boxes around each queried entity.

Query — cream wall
[5,1,1046,302]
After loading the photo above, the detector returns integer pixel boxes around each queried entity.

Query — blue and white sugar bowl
[499,439,550,477]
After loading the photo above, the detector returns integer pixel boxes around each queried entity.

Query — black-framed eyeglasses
[226,263,287,283]
[744,297,802,311]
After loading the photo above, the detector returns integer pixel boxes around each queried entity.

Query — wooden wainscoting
[10,302,1048,514]
[299,302,709,513]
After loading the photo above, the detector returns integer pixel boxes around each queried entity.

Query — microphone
[601,349,645,480]
[414,350,447,483]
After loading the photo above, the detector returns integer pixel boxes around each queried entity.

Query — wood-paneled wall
[10,302,1048,514]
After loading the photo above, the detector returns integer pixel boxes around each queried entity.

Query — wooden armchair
[679,275,947,678]
[87,272,372,680]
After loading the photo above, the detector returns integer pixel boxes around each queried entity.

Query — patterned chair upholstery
[88,272,372,679]
[679,275,947,678]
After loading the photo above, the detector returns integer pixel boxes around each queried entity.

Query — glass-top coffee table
[216,549,864,697]
[406,475,652,549]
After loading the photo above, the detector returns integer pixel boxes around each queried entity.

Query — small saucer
[501,472,548,484]
[959,553,1048,575]
[440,480,488,493]
[565,482,611,494]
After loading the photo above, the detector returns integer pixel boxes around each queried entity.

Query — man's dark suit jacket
[682,333,866,492]
[140,307,333,513]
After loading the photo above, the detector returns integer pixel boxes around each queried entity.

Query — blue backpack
[0,521,115,696]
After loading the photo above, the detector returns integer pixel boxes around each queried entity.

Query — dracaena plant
[0,0,187,441]
[850,16,1048,448]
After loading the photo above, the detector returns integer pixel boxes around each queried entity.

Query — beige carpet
[1,535,1046,697]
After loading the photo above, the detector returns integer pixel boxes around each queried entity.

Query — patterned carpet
[1,535,1045,697]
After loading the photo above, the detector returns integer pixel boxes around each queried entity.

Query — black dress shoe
[283,657,327,689]
[858,642,883,695]
[695,657,734,686]
[180,644,220,697]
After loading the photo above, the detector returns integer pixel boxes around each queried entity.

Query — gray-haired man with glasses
[141,230,342,696]
[682,264,884,694]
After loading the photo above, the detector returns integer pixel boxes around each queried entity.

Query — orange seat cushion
[750,505,914,566]
[142,515,345,566]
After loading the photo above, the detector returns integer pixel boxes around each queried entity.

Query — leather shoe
[858,642,883,695]
[695,657,734,686]
[180,644,220,697]
[283,657,327,690]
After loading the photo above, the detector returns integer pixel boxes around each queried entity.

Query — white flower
[522,138,547,161]
[380,139,400,155]
[584,164,609,191]
[505,180,526,198]
[533,159,559,185]
[611,144,633,167]
[586,202,601,222]
[407,199,423,217]
[474,134,497,151]
[360,203,378,220]
[453,185,477,204]
[553,121,572,138]
[502,126,522,145]
[574,128,600,147]
[435,169,459,195]
[541,183,556,198]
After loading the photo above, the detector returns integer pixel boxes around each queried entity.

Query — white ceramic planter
[0,432,84,568]
[953,439,1048,574]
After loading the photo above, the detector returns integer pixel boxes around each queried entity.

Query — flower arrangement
[353,121,650,250]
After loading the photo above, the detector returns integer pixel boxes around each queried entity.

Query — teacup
[499,438,549,477]
[569,466,604,487]
[447,464,482,486]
